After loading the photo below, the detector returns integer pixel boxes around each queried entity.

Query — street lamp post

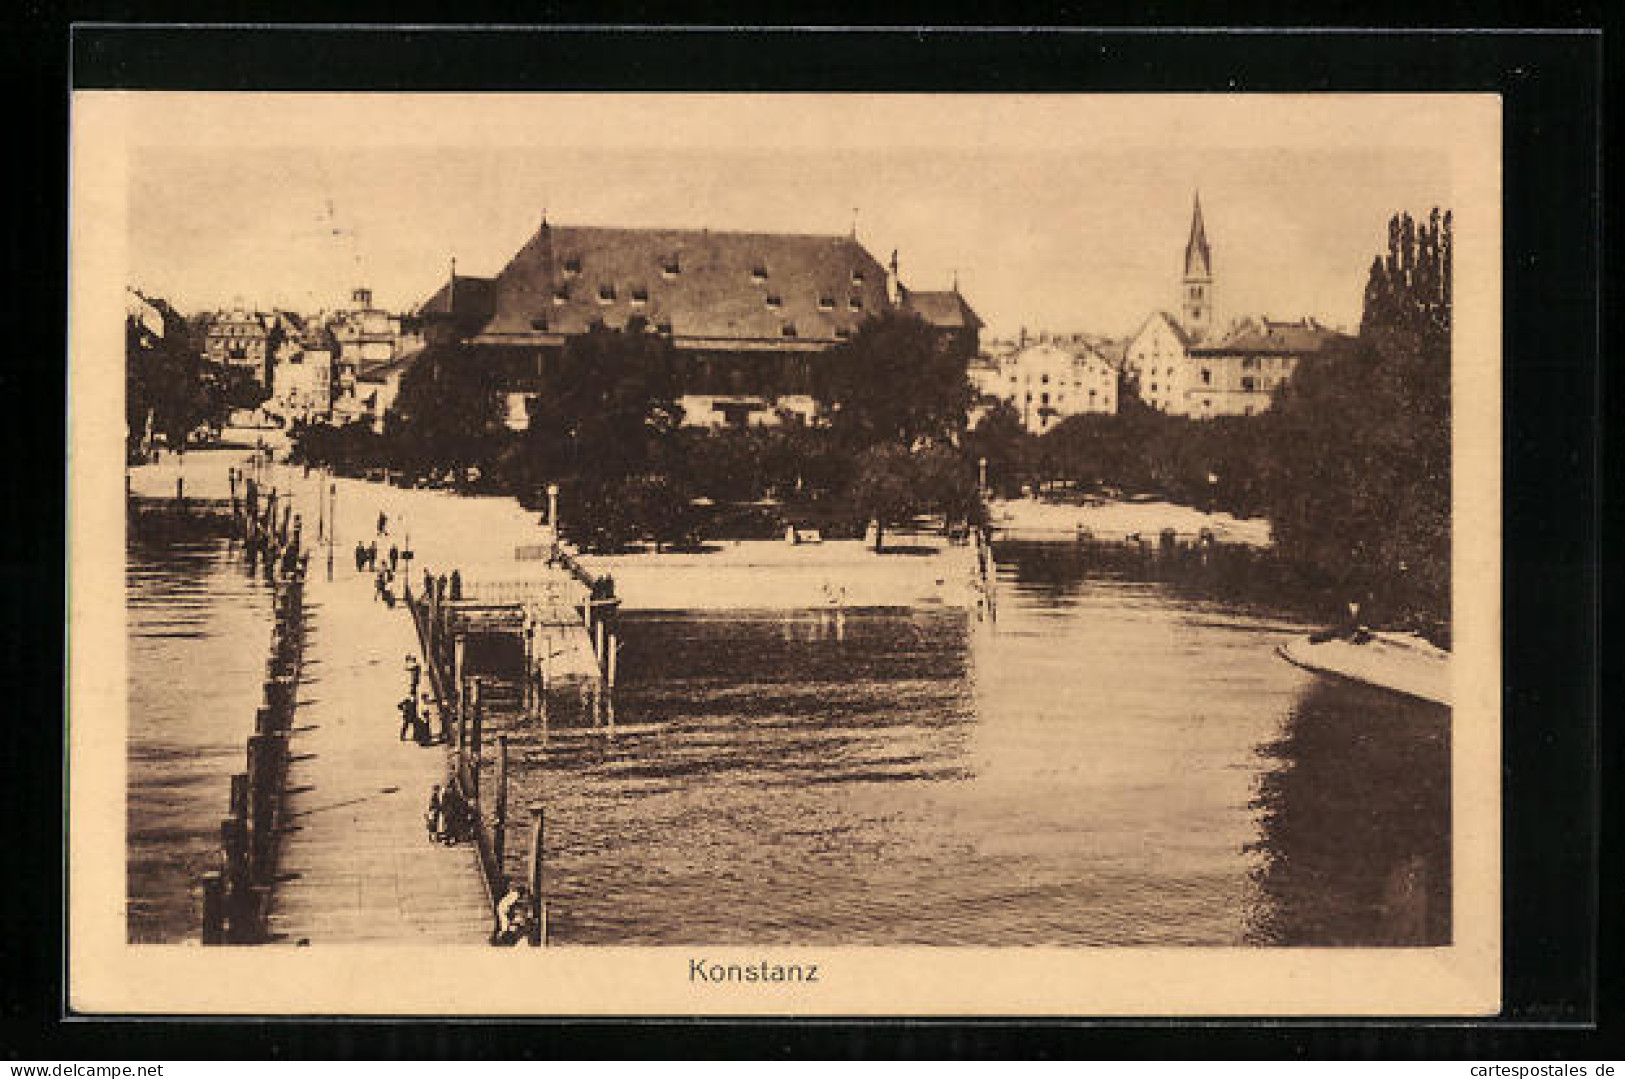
[546,483,560,542]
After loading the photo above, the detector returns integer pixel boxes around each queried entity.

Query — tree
[126,292,226,458]
[815,310,974,449]
[519,319,686,540]
[1266,208,1452,635]
[964,400,1032,498]
[847,443,923,551]
[385,345,512,482]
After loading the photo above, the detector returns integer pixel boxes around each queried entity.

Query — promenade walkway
[265,543,490,946]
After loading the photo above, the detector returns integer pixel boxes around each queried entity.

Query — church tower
[1181,191,1214,340]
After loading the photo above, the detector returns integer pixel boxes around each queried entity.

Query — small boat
[1277,631,1451,708]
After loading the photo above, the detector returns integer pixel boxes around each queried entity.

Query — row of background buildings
[182,191,1346,438]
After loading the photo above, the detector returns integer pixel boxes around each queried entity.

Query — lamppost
[978,456,988,496]
[546,483,560,542]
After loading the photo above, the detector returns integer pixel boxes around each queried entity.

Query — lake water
[127,524,1449,947]
[126,527,274,943]
[476,542,1451,947]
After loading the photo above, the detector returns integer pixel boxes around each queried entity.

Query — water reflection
[1245,678,1451,946]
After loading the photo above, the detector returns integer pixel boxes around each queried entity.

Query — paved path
[266,548,491,946]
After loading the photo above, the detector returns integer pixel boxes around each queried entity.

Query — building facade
[1183,316,1347,418]
[993,340,1119,433]
[410,221,981,429]
[203,305,272,384]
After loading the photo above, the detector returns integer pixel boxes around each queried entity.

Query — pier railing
[198,473,309,945]
[404,582,505,938]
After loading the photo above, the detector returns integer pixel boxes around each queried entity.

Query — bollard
[527,804,545,947]
[469,679,484,804]
[494,735,509,869]
[200,872,225,945]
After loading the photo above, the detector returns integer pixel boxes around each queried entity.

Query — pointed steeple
[1181,190,1215,340]
[1184,191,1212,280]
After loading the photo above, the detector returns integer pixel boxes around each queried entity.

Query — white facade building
[994,341,1119,433]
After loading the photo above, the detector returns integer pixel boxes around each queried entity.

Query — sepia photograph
[69,90,1502,1015]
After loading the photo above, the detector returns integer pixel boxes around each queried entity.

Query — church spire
[1181,190,1215,340]
[1184,190,1212,279]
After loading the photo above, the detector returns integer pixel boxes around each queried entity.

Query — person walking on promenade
[389,544,399,573]
[375,568,390,603]
[368,540,380,571]
[377,510,388,537]
[425,785,445,842]
[405,654,422,697]
[397,695,417,741]
[354,541,366,573]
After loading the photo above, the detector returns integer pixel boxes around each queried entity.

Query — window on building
[1241,376,1256,391]
[1201,368,1212,385]
[751,266,768,283]
[765,294,782,309]
[781,322,797,337]
[849,296,863,312]
[656,320,673,335]
[553,287,569,304]
[530,316,549,331]
[818,295,835,311]
[598,284,616,303]
[631,287,649,305]
[851,270,865,285]
[1010,375,1018,384]
[1041,373,1049,384]
[662,258,680,277]
[564,257,582,276]
[1150,382,1159,392]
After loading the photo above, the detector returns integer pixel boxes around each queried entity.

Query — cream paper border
[69,92,1501,1016]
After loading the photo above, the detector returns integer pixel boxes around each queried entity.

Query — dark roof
[901,288,984,332]
[357,347,425,382]
[1192,318,1347,356]
[1134,310,1193,349]
[417,274,495,320]
[470,224,891,347]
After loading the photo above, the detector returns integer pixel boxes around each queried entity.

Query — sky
[114,94,1459,340]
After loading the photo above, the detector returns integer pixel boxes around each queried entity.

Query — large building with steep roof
[410,220,980,428]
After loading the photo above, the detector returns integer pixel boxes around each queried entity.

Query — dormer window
[818,295,835,311]
[662,257,680,278]
[781,322,798,337]
[563,257,582,276]
[848,296,863,312]
[630,287,649,306]
[851,270,865,286]
[751,266,769,284]
[765,294,782,310]
[598,284,616,304]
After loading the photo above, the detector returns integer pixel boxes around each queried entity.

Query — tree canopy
[815,309,974,449]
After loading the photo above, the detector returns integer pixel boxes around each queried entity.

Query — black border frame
[7,19,1611,1059]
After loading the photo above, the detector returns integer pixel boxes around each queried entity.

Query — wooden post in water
[200,872,225,945]
[469,678,484,804]
[452,634,466,716]
[526,803,545,947]
[494,735,510,869]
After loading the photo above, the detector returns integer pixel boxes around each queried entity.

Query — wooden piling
[200,872,225,945]
[527,803,545,947]
[494,735,509,870]
[469,678,484,803]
